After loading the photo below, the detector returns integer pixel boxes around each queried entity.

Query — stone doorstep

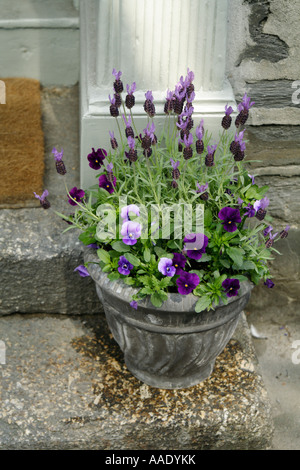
[0,312,273,450]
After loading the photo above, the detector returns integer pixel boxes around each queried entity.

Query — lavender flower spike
[52,147,66,175]
[34,190,51,209]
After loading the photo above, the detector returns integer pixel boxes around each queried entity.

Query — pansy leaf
[111,241,131,252]
[226,247,244,268]
[195,295,212,313]
[97,248,111,264]
[124,253,140,267]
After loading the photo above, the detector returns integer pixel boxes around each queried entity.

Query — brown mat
[0,78,45,208]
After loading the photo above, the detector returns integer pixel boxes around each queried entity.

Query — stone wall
[227,0,300,314]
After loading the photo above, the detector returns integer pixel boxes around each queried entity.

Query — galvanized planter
[85,248,253,389]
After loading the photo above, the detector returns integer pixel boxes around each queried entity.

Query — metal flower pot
[85,248,253,389]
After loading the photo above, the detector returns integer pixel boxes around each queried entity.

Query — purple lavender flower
[52,147,67,175]
[254,197,270,220]
[120,220,142,245]
[183,233,209,260]
[109,130,118,150]
[222,104,233,129]
[68,187,85,206]
[125,82,136,109]
[120,204,140,221]
[222,278,240,297]
[205,144,217,167]
[158,258,176,277]
[176,272,200,295]
[235,93,255,127]
[164,89,174,114]
[74,265,90,277]
[87,147,107,170]
[99,174,116,194]
[280,225,290,239]
[218,207,242,232]
[112,68,123,93]
[264,278,274,288]
[196,182,208,194]
[172,253,187,275]
[244,203,255,218]
[265,230,278,248]
[144,91,155,117]
[263,225,273,237]
[34,189,51,209]
[196,120,204,140]
[109,94,119,117]
[118,256,134,275]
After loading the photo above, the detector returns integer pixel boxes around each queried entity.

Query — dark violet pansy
[222,278,240,297]
[172,253,187,275]
[158,258,176,277]
[87,147,107,170]
[118,256,133,276]
[120,220,142,245]
[68,187,85,206]
[264,278,275,288]
[74,265,90,277]
[218,207,241,232]
[176,272,200,295]
[99,174,116,194]
[183,233,209,260]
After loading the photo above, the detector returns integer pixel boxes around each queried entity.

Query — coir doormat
[0,78,45,208]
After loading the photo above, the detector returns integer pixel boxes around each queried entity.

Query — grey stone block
[0,312,273,450]
[0,202,102,315]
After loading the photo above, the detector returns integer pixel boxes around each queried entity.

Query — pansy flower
[121,221,142,245]
[176,272,200,295]
[118,256,133,276]
[264,278,274,288]
[74,265,90,277]
[68,187,85,206]
[120,204,140,221]
[218,207,241,232]
[172,253,187,275]
[99,174,116,194]
[222,278,240,297]
[87,148,107,170]
[183,233,209,260]
[158,258,176,277]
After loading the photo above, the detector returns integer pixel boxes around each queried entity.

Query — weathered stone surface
[238,0,289,64]
[245,80,299,108]
[0,312,273,450]
[0,200,101,315]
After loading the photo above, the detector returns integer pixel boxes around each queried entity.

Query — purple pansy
[183,233,209,260]
[218,207,242,232]
[130,300,138,310]
[120,220,142,245]
[176,272,200,295]
[87,147,107,170]
[74,265,90,277]
[172,253,187,275]
[222,278,240,297]
[68,187,85,206]
[118,256,134,276]
[264,278,274,288]
[99,174,116,194]
[158,258,176,277]
[120,204,140,221]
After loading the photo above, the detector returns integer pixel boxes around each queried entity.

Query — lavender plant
[40,69,289,313]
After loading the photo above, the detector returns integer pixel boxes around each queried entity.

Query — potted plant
[37,68,289,389]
